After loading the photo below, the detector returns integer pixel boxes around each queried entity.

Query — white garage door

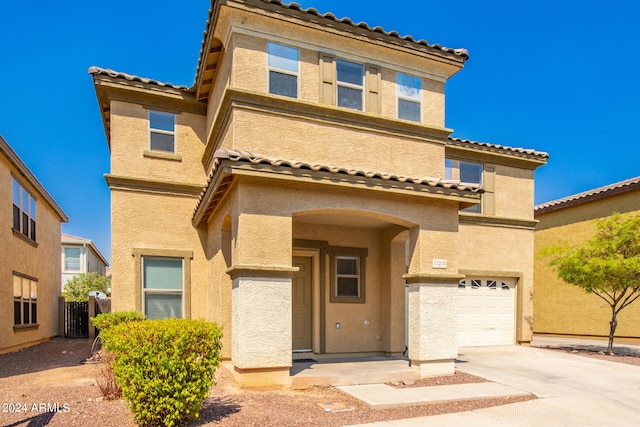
[457,278,515,347]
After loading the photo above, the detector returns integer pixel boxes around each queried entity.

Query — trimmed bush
[91,311,146,332]
[101,318,223,427]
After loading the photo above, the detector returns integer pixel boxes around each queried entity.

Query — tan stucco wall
[534,191,640,342]
[109,100,206,183]
[494,165,535,219]
[224,108,445,178]
[0,155,63,353]
[110,189,208,319]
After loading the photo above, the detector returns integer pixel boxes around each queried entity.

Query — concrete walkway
[338,382,530,410]
[346,343,640,426]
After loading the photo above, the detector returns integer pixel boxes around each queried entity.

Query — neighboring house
[0,135,69,354]
[534,177,640,343]
[61,233,109,291]
[90,0,547,387]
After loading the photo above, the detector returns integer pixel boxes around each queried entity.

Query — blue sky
[2,0,639,264]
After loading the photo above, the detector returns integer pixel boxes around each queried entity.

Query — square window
[268,42,298,98]
[445,159,484,214]
[65,248,81,271]
[149,111,175,153]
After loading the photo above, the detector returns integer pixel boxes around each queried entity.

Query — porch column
[228,266,297,388]
[227,209,296,388]
[405,274,462,377]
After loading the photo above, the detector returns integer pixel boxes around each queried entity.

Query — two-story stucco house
[90,0,547,387]
[1,135,69,354]
[61,233,109,291]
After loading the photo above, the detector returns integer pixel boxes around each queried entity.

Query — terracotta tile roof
[195,0,469,96]
[88,66,191,91]
[535,176,640,214]
[448,137,549,160]
[193,148,484,223]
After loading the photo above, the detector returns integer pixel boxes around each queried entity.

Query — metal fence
[59,296,111,339]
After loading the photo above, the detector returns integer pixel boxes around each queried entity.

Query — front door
[292,256,312,351]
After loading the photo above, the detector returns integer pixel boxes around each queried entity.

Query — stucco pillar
[405,275,462,377]
[227,209,296,388]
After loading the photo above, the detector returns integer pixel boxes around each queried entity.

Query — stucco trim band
[105,174,203,197]
[226,264,300,280]
[459,213,538,230]
[402,273,465,284]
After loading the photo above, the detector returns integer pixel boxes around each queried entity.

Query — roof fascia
[445,142,548,170]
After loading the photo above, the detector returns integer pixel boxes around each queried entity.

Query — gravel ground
[1,338,635,427]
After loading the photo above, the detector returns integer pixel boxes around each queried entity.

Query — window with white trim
[446,159,484,214]
[12,177,36,241]
[329,247,367,303]
[397,73,421,122]
[149,110,175,153]
[14,274,37,327]
[64,248,82,272]
[337,59,364,111]
[142,256,183,320]
[268,42,298,98]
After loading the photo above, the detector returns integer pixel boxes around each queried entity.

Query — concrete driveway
[349,345,640,426]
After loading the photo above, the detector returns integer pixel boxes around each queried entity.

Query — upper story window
[12,177,36,241]
[446,159,483,214]
[64,248,82,272]
[397,73,421,122]
[319,55,380,113]
[149,110,175,153]
[337,59,364,110]
[268,42,298,98]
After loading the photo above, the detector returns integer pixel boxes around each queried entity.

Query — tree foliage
[540,213,640,354]
[62,272,110,302]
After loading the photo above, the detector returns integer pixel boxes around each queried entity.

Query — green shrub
[63,272,110,301]
[91,311,146,332]
[101,318,223,427]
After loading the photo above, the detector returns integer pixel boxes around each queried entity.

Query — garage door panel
[457,278,515,347]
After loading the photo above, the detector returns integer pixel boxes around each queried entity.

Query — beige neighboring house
[1,135,69,354]
[61,233,109,292]
[534,177,640,343]
[90,0,548,387]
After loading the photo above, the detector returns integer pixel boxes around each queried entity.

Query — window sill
[13,324,39,332]
[143,150,182,162]
[12,229,38,247]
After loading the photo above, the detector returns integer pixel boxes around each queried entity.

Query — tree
[540,213,640,354]
[63,272,111,302]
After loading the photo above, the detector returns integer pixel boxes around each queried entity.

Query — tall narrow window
[12,177,36,241]
[337,59,364,110]
[397,73,421,122]
[142,256,183,320]
[329,247,367,303]
[13,274,37,327]
[149,111,175,153]
[268,42,298,98]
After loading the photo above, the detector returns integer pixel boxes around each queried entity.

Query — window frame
[445,159,484,214]
[12,176,36,242]
[148,110,176,154]
[64,247,82,272]
[336,59,365,111]
[133,249,192,319]
[328,247,367,304]
[267,42,299,99]
[13,272,38,329]
[397,73,422,122]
